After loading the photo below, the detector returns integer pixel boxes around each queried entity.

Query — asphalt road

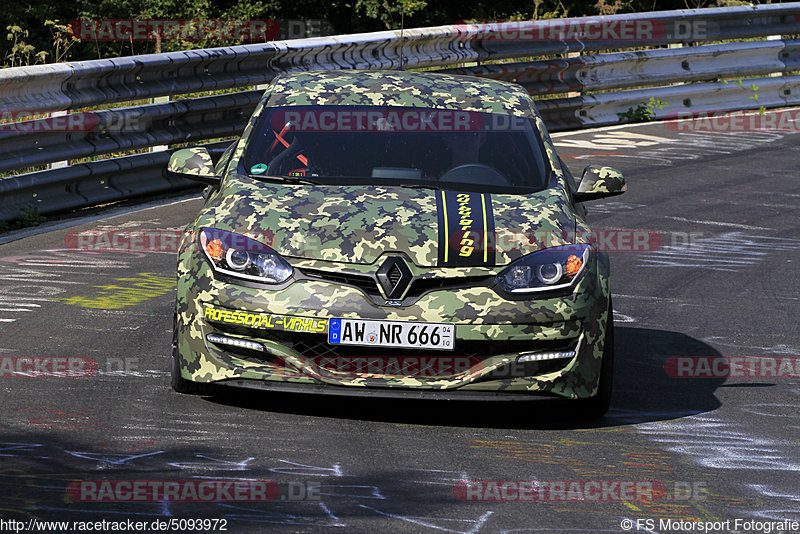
[0,114,798,533]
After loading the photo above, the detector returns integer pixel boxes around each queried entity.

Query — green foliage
[5,19,78,66]
[19,206,47,227]
[617,97,668,123]
[0,206,47,232]
[648,97,668,111]
[354,0,428,29]
[723,78,765,114]
[45,19,78,63]
[748,82,760,106]
[5,25,47,67]
[533,0,570,19]
[594,0,628,16]
[617,105,653,122]
[0,0,697,64]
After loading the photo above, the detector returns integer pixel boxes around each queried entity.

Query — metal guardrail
[1,3,800,223]
[441,39,800,129]
[0,142,231,223]
[3,3,800,112]
[0,28,467,114]
[538,74,800,130]
[439,40,800,94]
[0,91,259,173]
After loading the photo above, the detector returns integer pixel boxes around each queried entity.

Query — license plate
[328,319,454,350]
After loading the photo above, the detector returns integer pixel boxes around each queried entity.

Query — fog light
[206,334,264,352]
[517,350,576,363]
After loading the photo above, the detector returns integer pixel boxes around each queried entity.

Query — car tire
[577,298,614,418]
[171,311,211,395]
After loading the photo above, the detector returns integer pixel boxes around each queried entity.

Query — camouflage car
[168,70,626,416]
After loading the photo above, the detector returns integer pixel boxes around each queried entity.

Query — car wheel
[577,298,614,418]
[171,311,211,395]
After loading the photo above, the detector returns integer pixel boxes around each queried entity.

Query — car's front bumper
[175,246,610,400]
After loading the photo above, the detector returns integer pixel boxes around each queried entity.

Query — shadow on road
[0,327,724,525]
[206,327,725,430]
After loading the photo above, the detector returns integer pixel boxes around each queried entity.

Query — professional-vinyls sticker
[436,191,495,266]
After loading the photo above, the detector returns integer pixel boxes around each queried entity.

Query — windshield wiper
[399,183,444,191]
[250,175,320,185]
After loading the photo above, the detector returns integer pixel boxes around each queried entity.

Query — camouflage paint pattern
[175,242,609,397]
[203,175,574,266]
[173,70,619,400]
[266,71,537,118]
[168,148,216,177]
[576,165,627,197]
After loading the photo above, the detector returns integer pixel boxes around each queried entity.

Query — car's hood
[210,175,576,267]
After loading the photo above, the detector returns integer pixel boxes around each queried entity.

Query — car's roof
[266,70,536,118]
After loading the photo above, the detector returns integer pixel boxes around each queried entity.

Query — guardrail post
[48,111,70,169]
[150,95,170,152]
[767,35,782,77]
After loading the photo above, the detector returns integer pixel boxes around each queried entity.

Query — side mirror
[167,148,220,185]
[573,165,626,202]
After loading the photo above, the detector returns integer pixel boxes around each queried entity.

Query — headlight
[199,228,293,284]
[496,244,590,294]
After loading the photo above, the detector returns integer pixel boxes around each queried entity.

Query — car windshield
[241,105,551,192]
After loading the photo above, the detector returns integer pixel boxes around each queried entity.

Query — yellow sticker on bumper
[204,307,328,333]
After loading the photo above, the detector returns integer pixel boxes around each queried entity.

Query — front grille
[405,275,494,298]
[298,267,495,304]
[299,268,379,296]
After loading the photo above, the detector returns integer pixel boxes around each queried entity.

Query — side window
[559,156,578,192]
[214,141,237,175]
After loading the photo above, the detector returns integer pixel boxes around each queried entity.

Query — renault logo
[377,257,413,300]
